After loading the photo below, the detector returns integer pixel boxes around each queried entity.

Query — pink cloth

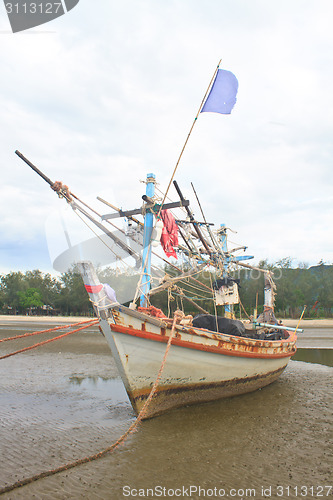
[160,209,178,258]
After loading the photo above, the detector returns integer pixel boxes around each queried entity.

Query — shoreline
[0,315,332,327]
[0,315,94,324]
[282,318,333,328]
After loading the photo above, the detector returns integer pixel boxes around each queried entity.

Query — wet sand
[0,319,332,499]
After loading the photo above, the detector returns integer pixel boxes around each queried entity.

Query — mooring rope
[0,311,181,495]
[0,319,97,343]
[0,320,98,360]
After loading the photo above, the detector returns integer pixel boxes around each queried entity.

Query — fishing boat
[16,63,301,419]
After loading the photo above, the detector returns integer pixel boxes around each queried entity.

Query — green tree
[0,260,332,318]
[1,271,27,313]
[24,269,60,307]
[0,278,5,312]
[313,263,333,316]
[56,267,91,315]
[17,287,43,315]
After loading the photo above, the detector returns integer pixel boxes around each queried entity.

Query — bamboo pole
[254,291,258,320]
[132,61,222,305]
[157,59,222,218]
[175,287,209,314]
[173,180,213,257]
[289,305,307,341]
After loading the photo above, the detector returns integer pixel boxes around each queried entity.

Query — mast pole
[140,173,156,307]
[136,61,222,306]
[158,59,222,217]
[219,224,233,319]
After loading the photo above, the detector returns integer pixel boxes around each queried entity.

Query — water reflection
[293,348,333,367]
[69,375,112,385]
[68,374,131,409]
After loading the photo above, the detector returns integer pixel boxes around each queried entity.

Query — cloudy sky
[0,0,332,276]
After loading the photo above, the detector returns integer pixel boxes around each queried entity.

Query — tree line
[149,259,333,319]
[236,259,333,319]
[0,260,332,318]
[0,269,91,316]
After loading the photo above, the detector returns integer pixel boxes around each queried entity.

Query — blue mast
[140,173,156,307]
[219,224,232,318]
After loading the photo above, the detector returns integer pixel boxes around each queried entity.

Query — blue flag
[201,69,238,115]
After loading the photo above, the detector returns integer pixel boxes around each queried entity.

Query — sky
[0,0,332,276]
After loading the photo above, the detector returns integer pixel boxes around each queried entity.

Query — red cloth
[138,306,167,318]
[160,209,178,258]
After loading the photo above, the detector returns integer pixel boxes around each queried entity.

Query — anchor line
[0,320,98,360]
[0,311,181,495]
[0,319,98,343]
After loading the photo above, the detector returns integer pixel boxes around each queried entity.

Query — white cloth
[103,283,117,303]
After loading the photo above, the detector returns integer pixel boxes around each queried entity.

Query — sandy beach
[0,317,331,499]
[0,315,94,324]
[1,315,333,327]
[283,318,333,328]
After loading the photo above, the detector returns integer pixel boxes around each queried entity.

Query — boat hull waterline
[80,262,296,419]
[100,307,296,419]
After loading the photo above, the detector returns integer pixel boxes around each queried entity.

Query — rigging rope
[74,210,135,270]
[173,292,213,302]
[176,280,212,298]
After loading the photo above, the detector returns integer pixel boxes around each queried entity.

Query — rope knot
[51,181,72,201]
[174,309,185,322]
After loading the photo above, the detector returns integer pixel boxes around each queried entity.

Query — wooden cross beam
[101,200,189,221]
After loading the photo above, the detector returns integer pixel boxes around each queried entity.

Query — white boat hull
[99,307,294,418]
[107,328,289,417]
[79,262,296,419]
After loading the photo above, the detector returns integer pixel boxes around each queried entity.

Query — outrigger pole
[173,180,213,258]
[14,150,142,266]
[190,181,222,254]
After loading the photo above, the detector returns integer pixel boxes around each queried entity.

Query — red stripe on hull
[110,323,295,359]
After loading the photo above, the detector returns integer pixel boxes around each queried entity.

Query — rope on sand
[0,311,181,495]
[0,320,98,360]
[0,319,97,343]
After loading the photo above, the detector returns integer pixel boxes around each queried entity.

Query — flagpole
[158,59,222,216]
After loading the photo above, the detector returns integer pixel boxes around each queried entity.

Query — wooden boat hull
[98,307,295,419]
[79,262,296,419]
